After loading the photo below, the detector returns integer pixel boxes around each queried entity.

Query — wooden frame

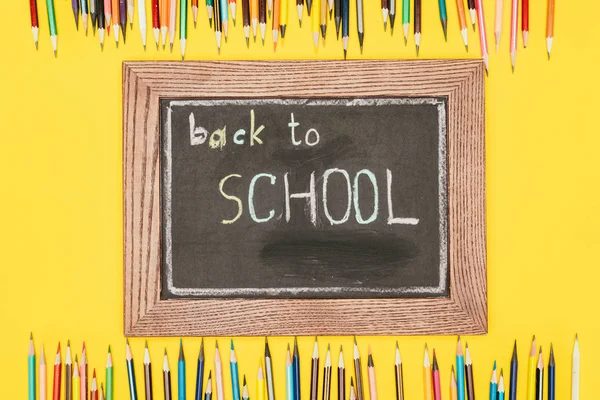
[123,60,486,336]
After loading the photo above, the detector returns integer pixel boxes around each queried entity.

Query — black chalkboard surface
[161,97,448,299]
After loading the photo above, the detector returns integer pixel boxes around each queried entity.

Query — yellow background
[0,0,598,397]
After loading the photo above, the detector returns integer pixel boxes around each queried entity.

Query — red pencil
[29,0,39,48]
[521,0,528,47]
[91,370,99,400]
[432,350,442,400]
[53,343,62,400]
[152,0,160,47]
[192,0,199,26]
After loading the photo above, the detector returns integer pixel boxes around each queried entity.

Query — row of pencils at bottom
[26,335,581,400]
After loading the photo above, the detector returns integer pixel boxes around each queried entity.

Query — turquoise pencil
[179,340,187,400]
[456,337,466,400]
[231,340,241,400]
[437,0,447,40]
[286,345,294,400]
[29,333,36,400]
[498,370,505,400]
[489,362,498,400]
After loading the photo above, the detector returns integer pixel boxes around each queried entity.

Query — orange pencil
[450,366,458,400]
[546,0,554,59]
[112,0,121,45]
[160,0,169,47]
[272,0,280,50]
[455,0,468,50]
[53,343,62,400]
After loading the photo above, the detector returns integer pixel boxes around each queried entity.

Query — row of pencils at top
[28,0,555,69]
[26,334,581,400]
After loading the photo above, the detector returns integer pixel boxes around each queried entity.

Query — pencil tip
[170,43,173,52]
[210,19,213,28]
[145,340,148,348]
[216,340,219,349]
[246,38,249,48]
[231,339,234,350]
[30,332,33,340]
[383,22,387,31]
[415,45,419,56]
[54,50,57,57]
[343,49,347,59]
[548,52,550,60]
[472,23,475,31]
[108,345,111,353]
[465,44,468,52]
[35,42,38,50]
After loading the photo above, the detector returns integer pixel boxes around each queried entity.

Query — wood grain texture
[123,60,487,337]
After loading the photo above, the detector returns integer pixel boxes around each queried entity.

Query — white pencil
[572,335,580,400]
[494,0,503,52]
[128,0,135,26]
[215,341,225,400]
[138,0,147,48]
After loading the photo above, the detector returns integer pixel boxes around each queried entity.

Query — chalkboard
[161,98,448,299]
[123,60,486,336]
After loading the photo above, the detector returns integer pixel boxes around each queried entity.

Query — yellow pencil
[527,336,537,400]
[257,361,265,400]
[74,357,81,400]
[424,345,433,400]
[450,366,458,400]
[312,0,320,47]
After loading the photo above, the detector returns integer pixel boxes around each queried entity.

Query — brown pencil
[65,341,73,400]
[323,345,332,400]
[144,341,154,400]
[310,338,320,400]
[338,347,345,400]
[465,343,475,400]
[394,342,404,400]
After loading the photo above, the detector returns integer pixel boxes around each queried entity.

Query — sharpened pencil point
[246,38,250,47]
[210,19,213,27]
[384,21,387,31]
[344,49,347,59]
[465,44,468,52]
[415,45,419,56]
[54,50,57,57]
[170,43,173,52]
[548,52,550,60]
[472,23,475,31]
[35,42,38,50]
[216,340,219,349]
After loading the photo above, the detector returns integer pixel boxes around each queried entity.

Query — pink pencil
[509,0,518,71]
[494,0,503,52]
[81,343,88,400]
[367,347,377,400]
[105,0,113,34]
[476,0,489,75]
[40,345,47,400]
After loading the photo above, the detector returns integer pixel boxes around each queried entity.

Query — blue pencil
[179,340,187,400]
[489,361,498,400]
[292,338,301,400]
[456,337,466,400]
[547,345,555,400]
[231,340,241,400]
[341,0,349,58]
[195,339,205,400]
[509,341,518,400]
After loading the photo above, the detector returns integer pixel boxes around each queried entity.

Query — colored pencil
[475,0,489,74]
[91,0,98,32]
[437,0,447,40]
[251,0,259,39]
[306,0,311,16]
[45,0,58,55]
[521,0,528,47]
[160,0,169,45]
[401,0,409,44]
[243,0,250,45]
[164,349,173,400]
[281,0,289,38]
[535,349,544,400]
[257,363,265,400]
[195,340,205,400]
[112,0,120,45]
[138,0,147,48]
[334,0,340,38]
[456,338,465,400]
[72,0,80,29]
[126,340,139,400]
[74,357,80,400]
[414,0,420,55]
[169,0,177,50]
[40,346,47,400]
[320,0,327,41]
[215,342,225,400]
[98,0,106,47]
[144,342,153,400]
[432,351,441,400]
[230,0,237,26]
[220,0,229,39]
[91,370,98,400]
[454,0,466,49]
[312,0,320,47]
[53,343,61,400]
[495,0,503,51]
[509,341,517,400]
[349,378,356,400]
[423,345,432,400]
[120,0,128,42]
[467,0,475,30]
[66,341,73,400]
[106,347,114,400]
[381,0,389,30]
[180,0,188,58]
[297,0,304,26]
[104,0,112,34]
[509,0,517,70]
[338,347,345,400]
[572,335,579,400]
[310,339,320,400]
[82,0,89,32]
[28,334,36,400]
[356,0,364,52]
[265,339,275,400]
[489,362,497,400]
[367,347,377,400]
[101,385,105,400]
[353,338,365,400]
[286,346,294,400]
[465,344,475,400]
[259,0,266,43]
[394,342,404,400]
[546,0,555,59]
[526,337,536,400]
[548,345,555,400]
[127,0,134,26]
[323,345,332,400]
[30,0,39,48]
[192,0,199,25]
[81,343,88,400]
[242,377,249,400]
[450,367,457,400]
[207,0,214,26]
[272,0,280,50]
[327,0,333,21]
[205,372,212,400]
[341,0,348,58]
[389,0,395,32]
[213,0,222,52]
[179,340,187,400]
[293,338,301,400]
[151,0,159,46]
[230,341,241,400]
[498,371,505,400]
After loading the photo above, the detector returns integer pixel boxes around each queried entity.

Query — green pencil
[402,0,409,44]
[206,0,214,27]
[45,0,58,55]
[180,0,188,59]
[106,346,114,400]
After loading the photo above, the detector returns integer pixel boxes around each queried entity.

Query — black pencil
[465,343,475,400]
[258,0,266,43]
[509,341,518,400]
[195,339,205,400]
[341,0,349,58]
[389,0,396,33]
[394,342,404,400]
[293,338,301,400]
[334,0,341,37]
[265,338,275,400]
[353,338,365,400]
[535,348,544,400]
[349,377,356,400]
[414,0,421,55]
[356,0,364,53]
[96,0,105,48]
[310,338,319,400]
[467,0,475,30]
[164,348,172,400]
[322,345,332,400]
[144,341,154,400]
[338,347,345,400]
